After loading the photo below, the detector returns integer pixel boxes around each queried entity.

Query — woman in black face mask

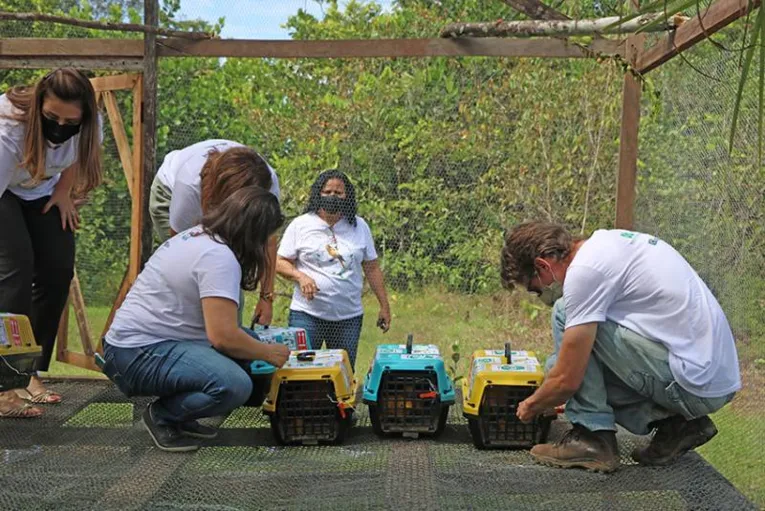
[276,169,391,369]
[0,69,103,417]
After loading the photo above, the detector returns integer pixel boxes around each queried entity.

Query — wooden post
[615,1,644,229]
[56,298,70,362]
[69,270,95,356]
[142,0,158,267]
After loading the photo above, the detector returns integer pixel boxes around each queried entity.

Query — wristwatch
[259,291,275,303]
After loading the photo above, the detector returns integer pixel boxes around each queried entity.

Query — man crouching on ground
[500,221,741,472]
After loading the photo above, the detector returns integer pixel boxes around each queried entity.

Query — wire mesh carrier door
[0,314,41,392]
[462,343,555,449]
[262,349,356,445]
[363,334,456,438]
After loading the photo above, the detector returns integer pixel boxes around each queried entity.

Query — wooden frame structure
[54,74,144,372]
[0,0,757,372]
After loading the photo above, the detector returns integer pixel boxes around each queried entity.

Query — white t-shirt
[105,226,241,348]
[563,229,741,398]
[0,94,103,200]
[156,139,280,233]
[278,213,378,321]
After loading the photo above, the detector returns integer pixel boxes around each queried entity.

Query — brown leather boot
[632,415,717,466]
[530,424,620,473]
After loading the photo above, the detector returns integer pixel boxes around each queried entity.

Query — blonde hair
[4,68,102,197]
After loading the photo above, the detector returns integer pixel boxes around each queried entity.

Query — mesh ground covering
[0,380,755,511]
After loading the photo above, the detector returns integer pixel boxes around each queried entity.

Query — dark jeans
[0,191,74,372]
[288,309,363,369]
[103,340,253,426]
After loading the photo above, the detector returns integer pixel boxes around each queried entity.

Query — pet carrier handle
[297,351,316,362]
[505,342,512,364]
[250,314,271,331]
[406,333,413,354]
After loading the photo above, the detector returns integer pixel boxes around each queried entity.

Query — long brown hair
[201,186,284,291]
[4,68,102,196]
[199,146,273,214]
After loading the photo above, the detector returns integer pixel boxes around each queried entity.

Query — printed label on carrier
[400,354,441,360]
[490,362,539,373]
[0,320,9,347]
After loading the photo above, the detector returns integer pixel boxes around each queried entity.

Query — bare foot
[0,390,44,418]
[16,376,62,404]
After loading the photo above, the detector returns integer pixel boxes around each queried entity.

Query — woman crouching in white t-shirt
[103,187,289,452]
[276,170,391,368]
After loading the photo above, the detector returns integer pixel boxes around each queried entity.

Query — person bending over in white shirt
[103,187,289,452]
[501,222,740,472]
[276,169,391,369]
[0,69,103,417]
[149,140,281,325]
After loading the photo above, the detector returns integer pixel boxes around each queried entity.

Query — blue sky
[176,0,394,40]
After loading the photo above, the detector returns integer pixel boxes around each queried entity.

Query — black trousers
[0,191,74,372]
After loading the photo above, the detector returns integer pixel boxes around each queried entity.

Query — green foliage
[447,340,463,383]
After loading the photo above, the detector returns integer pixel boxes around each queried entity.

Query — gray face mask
[535,265,563,307]
[538,280,563,307]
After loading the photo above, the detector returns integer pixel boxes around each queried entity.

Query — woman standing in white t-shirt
[149,140,281,325]
[0,69,102,418]
[103,187,289,452]
[276,170,391,368]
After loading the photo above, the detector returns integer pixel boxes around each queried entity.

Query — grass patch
[698,405,765,508]
[63,402,133,428]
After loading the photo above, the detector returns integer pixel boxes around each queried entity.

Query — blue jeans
[102,340,252,427]
[288,310,363,368]
[549,298,735,435]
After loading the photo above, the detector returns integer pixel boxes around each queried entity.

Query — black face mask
[42,117,81,145]
[318,195,346,215]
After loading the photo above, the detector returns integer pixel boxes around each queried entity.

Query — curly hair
[500,222,574,290]
[304,169,358,227]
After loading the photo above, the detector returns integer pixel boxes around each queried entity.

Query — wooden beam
[0,58,143,70]
[0,11,213,39]
[441,14,687,38]
[637,0,761,73]
[69,270,95,357]
[129,76,143,281]
[502,0,569,20]
[100,269,132,347]
[142,0,158,268]
[0,38,143,57]
[90,73,139,93]
[57,351,102,373]
[0,36,625,59]
[156,37,624,58]
[56,297,70,363]
[102,91,135,197]
[616,1,643,230]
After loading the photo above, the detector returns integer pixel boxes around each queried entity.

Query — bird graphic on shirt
[325,244,346,268]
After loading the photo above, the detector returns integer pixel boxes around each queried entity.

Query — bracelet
[259,291,274,303]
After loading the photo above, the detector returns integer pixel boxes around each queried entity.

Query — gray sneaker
[143,404,201,452]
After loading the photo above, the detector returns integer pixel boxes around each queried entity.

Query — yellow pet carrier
[262,349,356,445]
[462,343,555,449]
[0,314,42,392]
